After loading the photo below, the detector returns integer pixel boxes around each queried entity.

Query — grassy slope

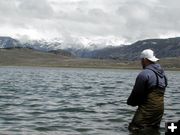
[0,48,179,70]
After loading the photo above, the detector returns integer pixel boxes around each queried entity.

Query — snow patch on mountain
[0,36,125,52]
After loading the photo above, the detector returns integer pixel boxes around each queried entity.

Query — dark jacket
[127,64,167,106]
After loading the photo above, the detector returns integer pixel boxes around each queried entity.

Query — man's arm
[127,72,148,106]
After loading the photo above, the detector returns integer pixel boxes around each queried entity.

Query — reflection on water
[0,67,179,135]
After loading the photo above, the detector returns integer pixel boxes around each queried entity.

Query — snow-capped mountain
[1,36,180,60]
[41,36,124,50]
[0,36,123,51]
[0,37,20,48]
[0,36,124,58]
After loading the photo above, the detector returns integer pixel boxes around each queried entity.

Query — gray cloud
[0,0,180,44]
[18,0,54,19]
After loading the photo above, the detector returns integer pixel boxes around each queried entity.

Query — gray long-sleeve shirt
[127,64,167,106]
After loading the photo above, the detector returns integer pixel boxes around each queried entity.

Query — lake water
[0,67,179,135]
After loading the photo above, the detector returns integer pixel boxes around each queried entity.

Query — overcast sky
[0,0,180,44]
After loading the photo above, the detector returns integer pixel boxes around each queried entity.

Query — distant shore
[0,48,180,71]
[0,59,180,71]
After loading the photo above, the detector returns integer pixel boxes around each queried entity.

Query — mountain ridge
[0,36,180,60]
[75,37,180,60]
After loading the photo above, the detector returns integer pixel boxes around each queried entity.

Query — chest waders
[128,69,167,132]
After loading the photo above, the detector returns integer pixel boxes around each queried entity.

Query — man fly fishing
[127,49,168,132]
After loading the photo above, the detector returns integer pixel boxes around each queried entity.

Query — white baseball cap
[140,49,159,62]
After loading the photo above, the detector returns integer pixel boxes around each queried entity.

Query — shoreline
[0,47,179,71]
[0,65,179,71]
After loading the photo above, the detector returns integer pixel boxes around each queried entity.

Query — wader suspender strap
[164,76,168,87]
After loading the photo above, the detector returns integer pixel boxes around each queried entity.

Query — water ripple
[0,67,179,135]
